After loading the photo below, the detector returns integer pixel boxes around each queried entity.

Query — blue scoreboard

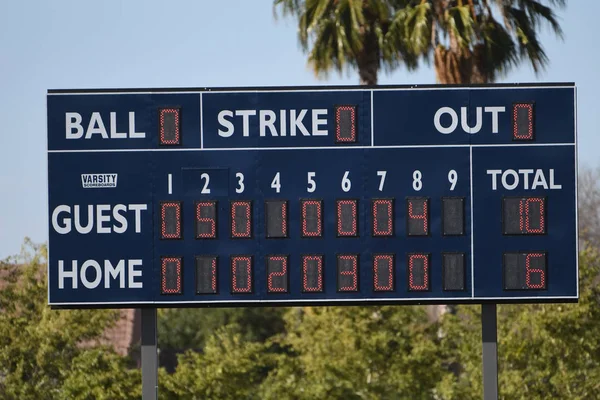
[46,84,578,308]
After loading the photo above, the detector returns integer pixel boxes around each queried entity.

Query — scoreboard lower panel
[48,145,577,306]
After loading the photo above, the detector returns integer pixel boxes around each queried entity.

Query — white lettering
[129,112,145,138]
[518,169,534,190]
[113,204,128,234]
[110,112,127,139]
[96,204,111,234]
[312,109,328,136]
[434,107,458,134]
[502,170,519,190]
[532,170,549,190]
[74,205,94,234]
[128,259,143,288]
[484,106,505,133]
[550,169,562,189]
[259,110,277,137]
[290,109,310,136]
[461,107,482,134]
[280,110,287,136]
[80,260,102,289]
[52,205,71,234]
[129,204,147,233]
[66,112,84,139]
[236,110,256,137]
[104,259,125,288]
[85,112,108,139]
[217,110,234,137]
[487,169,502,190]
[59,260,78,289]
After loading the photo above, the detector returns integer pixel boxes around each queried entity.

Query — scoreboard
[46,84,578,308]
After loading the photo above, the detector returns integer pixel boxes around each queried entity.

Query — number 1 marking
[377,170,387,191]
[168,173,172,194]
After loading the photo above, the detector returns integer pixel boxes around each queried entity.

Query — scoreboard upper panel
[46,84,578,308]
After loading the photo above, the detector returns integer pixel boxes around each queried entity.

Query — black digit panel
[302,255,324,293]
[407,197,429,236]
[503,252,547,290]
[503,197,546,235]
[265,200,288,238]
[442,197,465,236]
[443,253,465,291]
[196,256,218,294]
[335,105,357,143]
[160,201,182,240]
[373,254,394,292]
[337,254,359,292]
[408,253,430,291]
[266,255,289,293]
[231,201,252,238]
[336,199,358,237]
[301,200,323,238]
[195,201,217,239]
[372,199,394,237]
[513,103,535,141]
[231,256,253,294]
[158,107,181,146]
[161,257,182,295]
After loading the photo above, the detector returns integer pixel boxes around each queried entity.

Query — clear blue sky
[0,1,597,259]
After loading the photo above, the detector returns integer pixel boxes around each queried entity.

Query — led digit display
[372,199,394,237]
[160,201,182,240]
[158,107,181,146]
[407,197,429,236]
[504,252,547,290]
[373,254,394,292]
[231,256,253,294]
[266,255,289,293]
[301,199,323,237]
[231,200,252,238]
[302,255,324,292]
[195,201,217,239]
[513,103,534,141]
[408,253,430,291]
[503,197,546,235]
[196,256,218,294]
[336,199,358,237]
[337,254,359,292]
[161,256,182,295]
[335,105,357,143]
[265,200,288,238]
[442,197,464,236]
[443,253,465,291]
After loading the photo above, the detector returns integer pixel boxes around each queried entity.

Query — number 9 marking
[448,170,457,191]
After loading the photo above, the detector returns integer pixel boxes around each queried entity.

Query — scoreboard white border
[46,83,579,307]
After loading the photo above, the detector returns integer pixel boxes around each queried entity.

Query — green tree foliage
[273,0,566,84]
[0,238,140,400]
[260,306,447,399]
[437,245,600,399]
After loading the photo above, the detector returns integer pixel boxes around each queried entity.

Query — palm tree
[273,0,566,85]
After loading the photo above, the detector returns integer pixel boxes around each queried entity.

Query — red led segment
[372,199,394,237]
[231,256,253,294]
[302,255,324,292]
[161,257,182,295]
[231,201,252,238]
[336,199,358,237]
[335,105,357,143]
[337,254,359,292]
[512,103,534,141]
[503,252,547,290]
[301,200,323,238]
[406,197,429,236]
[160,201,182,240]
[503,197,546,235]
[159,107,181,145]
[373,254,394,292]
[408,253,430,291]
[265,200,288,238]
[196,256,218,294]
[195,201,217,239]
[266,255,289,293]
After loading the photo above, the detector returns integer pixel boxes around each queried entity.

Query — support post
[482,303,498,400]
[141,308,158,400]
